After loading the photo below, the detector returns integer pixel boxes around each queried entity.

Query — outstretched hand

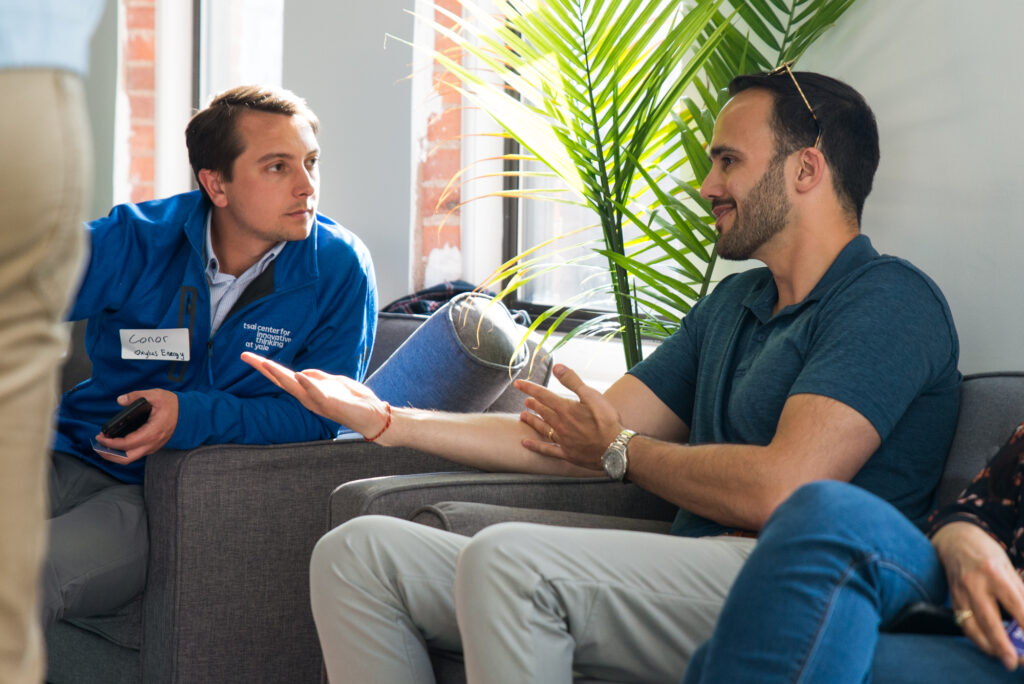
[515,363,622,472]
[241,352,390,439]
[932,521,1024,670]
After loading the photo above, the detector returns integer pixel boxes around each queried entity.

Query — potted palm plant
[414,0,859,369]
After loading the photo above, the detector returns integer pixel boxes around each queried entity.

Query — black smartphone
[101,398,152,438]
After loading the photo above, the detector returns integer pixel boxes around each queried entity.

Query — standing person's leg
[683,481,948,684]
[309,516,470,684]
[454,523,756,684]
[0,69,90,684]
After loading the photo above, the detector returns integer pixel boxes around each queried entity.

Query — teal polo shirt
[629,235,961,537]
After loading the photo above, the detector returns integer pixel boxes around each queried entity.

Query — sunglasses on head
[769,60,822,149]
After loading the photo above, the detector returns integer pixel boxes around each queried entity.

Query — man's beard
[715,155,790,261]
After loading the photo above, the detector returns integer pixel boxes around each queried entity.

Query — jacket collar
[181,190,320,291]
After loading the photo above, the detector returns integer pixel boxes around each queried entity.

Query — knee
[311,517,369,581]
[789,480,874,513]
[760,481,909,557]
[310,516,413,596]
[458,522,536,571]
[455,522,537,595]
[767,481,880,532]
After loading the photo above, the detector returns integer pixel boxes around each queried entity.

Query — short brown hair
[185,85,320,200]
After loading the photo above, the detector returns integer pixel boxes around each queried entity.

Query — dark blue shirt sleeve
[627,295,708,430]
[789,261,959,441]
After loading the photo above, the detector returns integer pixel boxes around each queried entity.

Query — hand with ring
[513,363,623,473]
[932,520,1024,670]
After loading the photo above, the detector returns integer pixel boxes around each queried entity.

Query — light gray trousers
[310,515,755,684]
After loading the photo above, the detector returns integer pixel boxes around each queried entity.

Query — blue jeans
[682,481,1024,683]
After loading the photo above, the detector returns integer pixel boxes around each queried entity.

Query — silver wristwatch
[601,428,636,482]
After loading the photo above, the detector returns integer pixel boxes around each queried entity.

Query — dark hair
[729,70,879,223]
[185,85,320,200]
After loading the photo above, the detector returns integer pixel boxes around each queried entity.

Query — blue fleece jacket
[55,191,377,483]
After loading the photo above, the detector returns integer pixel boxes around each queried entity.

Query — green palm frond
[411,0,859,369]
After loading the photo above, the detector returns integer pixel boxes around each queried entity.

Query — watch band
[609,428,636,451]
[603,428,636,481]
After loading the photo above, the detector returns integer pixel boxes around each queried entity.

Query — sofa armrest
[329,472,679,532]
[141,441,471,684]
[410,500,674,536]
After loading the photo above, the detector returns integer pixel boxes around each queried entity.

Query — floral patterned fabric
[927,422,1024,571]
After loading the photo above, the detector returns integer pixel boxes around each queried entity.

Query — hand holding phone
[93,390,178,464]
[101,397,152,438]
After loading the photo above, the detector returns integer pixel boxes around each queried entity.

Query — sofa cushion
[367,312,427,374]
[485,349,551,413]
[365,293,528,414]
[937,372,1024,506]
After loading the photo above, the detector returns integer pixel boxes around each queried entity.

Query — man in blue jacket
[45,85,377,626]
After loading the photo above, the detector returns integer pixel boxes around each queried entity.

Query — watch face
[602,448,626,481]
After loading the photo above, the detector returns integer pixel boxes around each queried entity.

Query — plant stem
[699,249,718,299]
[570,1,642,369]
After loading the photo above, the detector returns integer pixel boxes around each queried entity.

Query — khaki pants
[0,69,90,684]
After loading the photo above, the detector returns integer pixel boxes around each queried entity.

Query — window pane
[197,0,283,103]
[517,163,615,311]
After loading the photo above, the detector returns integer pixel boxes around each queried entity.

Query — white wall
[282,1,414,308]
[801,0,1024,373]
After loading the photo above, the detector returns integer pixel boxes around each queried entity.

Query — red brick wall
[122,2,463,289]
[124,0,156,203]
[411,0,464,289]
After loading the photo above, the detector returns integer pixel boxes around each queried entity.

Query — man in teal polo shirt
[245,69,961,683]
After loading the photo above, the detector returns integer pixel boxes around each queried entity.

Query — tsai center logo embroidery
[243,322,294,353]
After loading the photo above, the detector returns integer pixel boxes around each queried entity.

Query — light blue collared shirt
[0,0,106,75]
[204,212,285,335]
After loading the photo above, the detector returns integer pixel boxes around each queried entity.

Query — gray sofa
[328,371,1024,683]
[45,312,551,684]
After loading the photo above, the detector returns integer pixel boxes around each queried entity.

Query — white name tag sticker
[120,328,190,361]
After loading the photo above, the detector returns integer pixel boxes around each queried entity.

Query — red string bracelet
[365,402,392,442]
